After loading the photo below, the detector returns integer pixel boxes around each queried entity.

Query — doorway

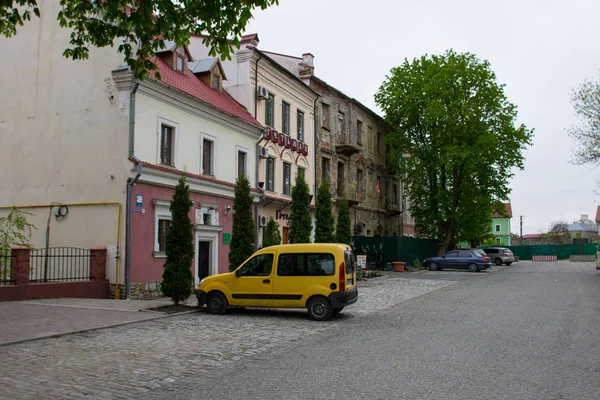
[282,226,289,244]
[198,241,210,281]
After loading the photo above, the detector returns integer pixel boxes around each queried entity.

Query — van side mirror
[235,269,241,277]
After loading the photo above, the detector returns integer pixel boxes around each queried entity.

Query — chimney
[299,52,315,77]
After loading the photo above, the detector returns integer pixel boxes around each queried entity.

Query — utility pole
[520,216,524,245]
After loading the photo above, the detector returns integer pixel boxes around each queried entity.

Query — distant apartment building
[261,50,415,237]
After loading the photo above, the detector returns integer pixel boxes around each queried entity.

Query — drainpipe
[312,94,320,204]
[254,51,265,248]
[254,51,262,119]
[125,79,141,300]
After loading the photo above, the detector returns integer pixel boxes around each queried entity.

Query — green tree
[162,176,194,305]
[262,217,281,248]
[229,174,255,271]
[375,50,533,254]
[568,74,600,166]
[288,172,312,243]
[0,207,36,281]
[314,179,335,243]
[1,0,279,80]
[335,199,352,245]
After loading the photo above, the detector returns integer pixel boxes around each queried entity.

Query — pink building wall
[129,182,234,284]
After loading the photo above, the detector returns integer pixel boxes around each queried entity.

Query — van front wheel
[206,291,228,315]
[307,296,333,321]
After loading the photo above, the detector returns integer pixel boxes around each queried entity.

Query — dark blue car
[423,249,492,272]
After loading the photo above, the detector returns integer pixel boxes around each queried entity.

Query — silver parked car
[482,247,515,266]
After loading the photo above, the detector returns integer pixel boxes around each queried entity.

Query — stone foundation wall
[109,282,163,300]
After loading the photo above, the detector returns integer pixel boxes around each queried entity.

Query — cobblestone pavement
[150,260,600,399]
[0,273,456,400]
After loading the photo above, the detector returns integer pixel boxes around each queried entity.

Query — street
[2,261,600,399]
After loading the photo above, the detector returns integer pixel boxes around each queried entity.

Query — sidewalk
[0,296,197,346]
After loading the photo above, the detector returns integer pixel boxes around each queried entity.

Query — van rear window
[277,253,335,276]
[344,250,355,275]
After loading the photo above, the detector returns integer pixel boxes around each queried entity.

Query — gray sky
[245,0,600,234]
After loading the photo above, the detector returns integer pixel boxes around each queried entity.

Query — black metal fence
[0,249,10,285]
[30,247,91,283]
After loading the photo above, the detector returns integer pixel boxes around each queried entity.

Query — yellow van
[196,243,358,321]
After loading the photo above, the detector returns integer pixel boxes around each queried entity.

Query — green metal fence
[503,243,597,261]
[352,236,438,268]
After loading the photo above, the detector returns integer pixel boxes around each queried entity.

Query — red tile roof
[492,202,513,218]
[151,56,262,128]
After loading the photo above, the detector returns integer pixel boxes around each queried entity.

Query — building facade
[189,35,319,245]
[1,0,264,298]
[491,202,513,246]
[262,51,416,237]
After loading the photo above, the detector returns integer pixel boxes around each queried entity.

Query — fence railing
[0,249,11,285]
[29,247,91,283]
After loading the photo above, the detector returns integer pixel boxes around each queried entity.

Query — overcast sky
[245,0,600,234]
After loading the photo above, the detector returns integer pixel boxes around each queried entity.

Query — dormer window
[211,74,220,90]
[176,55,184,72]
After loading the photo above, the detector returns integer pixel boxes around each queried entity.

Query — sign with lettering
[264,127,308,156]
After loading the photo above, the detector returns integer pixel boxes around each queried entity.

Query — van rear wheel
[206,291,228,315]
[494,258,503,266]
[307,296,333,321]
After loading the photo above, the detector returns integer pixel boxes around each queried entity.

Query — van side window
[238,254,274,277]
[277,253,335,276]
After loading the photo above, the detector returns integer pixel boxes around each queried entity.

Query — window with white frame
[283,162,291,196]
[495,224,501,232]
[159,121,177,166]
[266,157,275,192]
[297,167,305,182]
[153,200,172,255]
[297,110,304,142]
[265,93,275,127]
[237,148,248,179]
[201,134,216,175]
[282,101,290,134]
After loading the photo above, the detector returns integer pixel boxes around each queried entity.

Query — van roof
[259,243,351,252]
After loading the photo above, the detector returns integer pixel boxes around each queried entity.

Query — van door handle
[262,279,270,284]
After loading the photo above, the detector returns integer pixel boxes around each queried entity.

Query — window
[202,138,214,175]
[277,253,335,276]
[377,132,383,154]
[283,162,291,196]
[496,238,501,244]
[368,125,374,152]
[211,74,220,90]
[238,254,274,277]
[322,103,330,129]
[356,120,363,144]
[337,162,344,197]
[297,167,305,182]
[266,157,275,191]
[176,55,184,72]
[495,224,501,232]
[445,251,459,258]
[157,219,171,252]
[282,101,290,134]
[265,93,275,127]
[160,124,175,166]
[321,157,330,182]
[297,110,305,141]
[237,150,247,179]
[356,169,363,190]
[392,183,398,205]
[338,112,345,140]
